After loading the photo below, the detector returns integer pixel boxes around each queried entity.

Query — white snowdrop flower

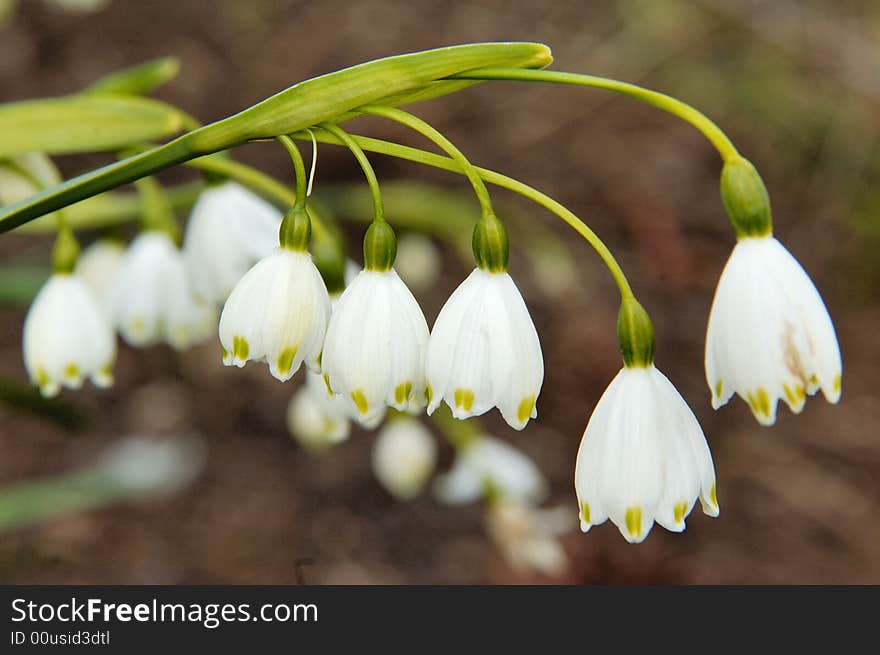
[286,370,351,451]
[426,268,543,430]
[486,500,571,576]
[434,436,547,505]
[372,417,437,499]
[219,248,330,381]
[23,273,116,397]
[322,268,430,425]
[394,233,442,293]
[182,182,282,304]
[112,231,215,350]
[705,236,842,426]
[75,239,125,316]
[574,365,719,544]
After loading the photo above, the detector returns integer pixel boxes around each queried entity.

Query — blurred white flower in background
[486,499,572,577]
[427,268,543,430]
[393,233,442,293]
[434,435,547,505]
[705,235,842,426]
[575,365,719,544]
[111,231,215,350]
[45,0,111,13]
[75,239,125,316]
[372,417,437,499]
[287,371,352,452]
[23,273,115,397]
[219,248,330,381]
[182,182,282,304]
[99,434,204,495]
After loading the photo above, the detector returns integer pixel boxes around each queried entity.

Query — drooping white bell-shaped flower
[322,268,430,425]
[575,365,719,544]
[75,239,125,316]
[286,370,352,451]
[426,268,543,430]
[705,235,842,426]
[434,435,547,505]
[486,500,571,576]
[371,417,437,499]
[111,231,215,350]
[23,273,116,397]
[182,182,282,304]
[219,247,330,381]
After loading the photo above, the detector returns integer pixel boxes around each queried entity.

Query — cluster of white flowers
[22,182,277,396]
[220,231,544,433]
[20,166,843,552]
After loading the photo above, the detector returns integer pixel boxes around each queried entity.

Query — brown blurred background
[0,0,878,583]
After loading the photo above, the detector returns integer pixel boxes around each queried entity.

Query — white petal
[182,182,282,304]
[75,239,125,316]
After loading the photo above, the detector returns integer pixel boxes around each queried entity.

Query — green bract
[84,57,181,97]
[0,95,186,159]
[0,42,552,233]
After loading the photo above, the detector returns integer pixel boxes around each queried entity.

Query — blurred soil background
[0,0,878,583]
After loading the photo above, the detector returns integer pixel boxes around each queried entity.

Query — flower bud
[363,221,397,272]
[617,297,655,368]
[720,156,772,238]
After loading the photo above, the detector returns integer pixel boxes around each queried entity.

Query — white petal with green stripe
[574,365,719,544]
[219,248,331,382]
[705,235,842,426]
[426,268,543,430]
[23,273,116,397]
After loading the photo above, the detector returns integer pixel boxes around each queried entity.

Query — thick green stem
[318,123,384,222]
[358,105,495,218]
[447,68,740,162]
[295,130,634,300]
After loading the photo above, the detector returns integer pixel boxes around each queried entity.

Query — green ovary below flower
[705,235,842,426]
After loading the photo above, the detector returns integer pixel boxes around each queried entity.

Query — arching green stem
[358,105,495,219]
[318,123,384,222]
[446,68,740,162]
[276,135,307,209]
[295,130,634,300]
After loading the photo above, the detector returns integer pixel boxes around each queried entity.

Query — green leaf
[84,56,181,96]
[0,94,185,159]
[0,42,552,233]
